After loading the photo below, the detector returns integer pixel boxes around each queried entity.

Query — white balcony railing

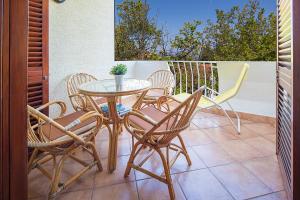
[168,61,219,97]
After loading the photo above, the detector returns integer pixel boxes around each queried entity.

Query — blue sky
[115,0,276,37]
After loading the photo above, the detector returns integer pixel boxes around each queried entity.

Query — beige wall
[49,0,115,115]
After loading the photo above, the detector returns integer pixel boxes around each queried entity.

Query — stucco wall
[49,0,116,115]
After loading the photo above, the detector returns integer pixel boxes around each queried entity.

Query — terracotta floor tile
[134,147,205,180]
[224,125,260,139]
[188,122,201,130]
[28,111,284,200]
[193,111,218,119]
[95,126,132,142]
[203,126,239,143]
[119,128,133,140]
[180,129,214,146]
[243,137,276,156]
[211,163,272,200]
[95,128,110,141]
[95,127,131,141]
[176,169,233,200]
[28,160,98,198]
[220,140,263,161]
[134,149,164,180]
[192,118,219,129]
[93,156,135,188]
[193,144,235,167]
[171,147,206,174]
[250,191,287,200]
[30,189,93,200]
[262,134,276,143]
[92,182,139,200]
[242,156,283,192]
[61,160,97,193]
[66,147,95,163]
[56,189,93,200]
[28,167,52,199]
[244,123,276,136]
[96,138,132,159]
[137,176,186,200]
[210,116,233,127]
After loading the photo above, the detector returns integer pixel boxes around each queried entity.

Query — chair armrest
[126,111,158,126]
[206,87,220,95]
[69,93,87,111]
[156,95,181,110]
[36,101,67,118]
[124,110,158,139]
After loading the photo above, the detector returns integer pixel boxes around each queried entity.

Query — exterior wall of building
[49,0,116,115]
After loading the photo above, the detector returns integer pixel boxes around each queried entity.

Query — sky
[115,0,276,38]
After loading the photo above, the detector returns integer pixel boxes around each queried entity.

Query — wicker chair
[27,101,103,199]
[67,73,106,111]
[142,70,175,111]
[124,87,204,200]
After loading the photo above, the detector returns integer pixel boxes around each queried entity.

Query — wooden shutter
[28,0,49,111]
[277,0,300,199]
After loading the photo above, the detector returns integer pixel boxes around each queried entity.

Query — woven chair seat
[143,88,165,99]
[129,106,174,132]
[41,111,96,141]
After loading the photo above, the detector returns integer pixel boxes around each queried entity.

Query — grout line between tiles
[133,169,141,200]
[173,175,188,200]
[209,161,274,200]
[207,167,237,200]
[244,190,286,200]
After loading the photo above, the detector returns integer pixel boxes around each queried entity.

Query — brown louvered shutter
[28,0,49,111]
[276,0,300,199]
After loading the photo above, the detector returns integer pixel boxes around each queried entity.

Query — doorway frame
[0,0,28,199]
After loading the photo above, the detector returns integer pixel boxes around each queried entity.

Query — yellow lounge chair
[172,63,249,134]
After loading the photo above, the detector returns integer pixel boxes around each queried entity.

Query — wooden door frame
[0,0,28,199]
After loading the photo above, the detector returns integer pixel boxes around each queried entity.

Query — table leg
[107,97,122,173]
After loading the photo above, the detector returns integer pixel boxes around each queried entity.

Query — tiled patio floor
[28,112,286,200]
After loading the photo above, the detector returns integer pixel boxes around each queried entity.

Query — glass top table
[79,79,151,97]
[78,79,151,173]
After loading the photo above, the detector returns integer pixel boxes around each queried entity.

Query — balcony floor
[28,112,286,200]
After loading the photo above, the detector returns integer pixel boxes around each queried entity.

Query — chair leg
[28,148,39,173]
[205,97,241,134]
[49,156,65,199]
[218,102,241,134]
[87,142,103,171]
[177,135,192,165]
[124,142,140,177]
[156,148,175,200]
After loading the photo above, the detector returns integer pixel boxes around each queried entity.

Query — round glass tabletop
[79,79,151,97]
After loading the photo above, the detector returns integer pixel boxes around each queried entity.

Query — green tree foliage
[115,0,276,61]
[200,0,276,61]
[115,0,162,60]
[171,20,203,60]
